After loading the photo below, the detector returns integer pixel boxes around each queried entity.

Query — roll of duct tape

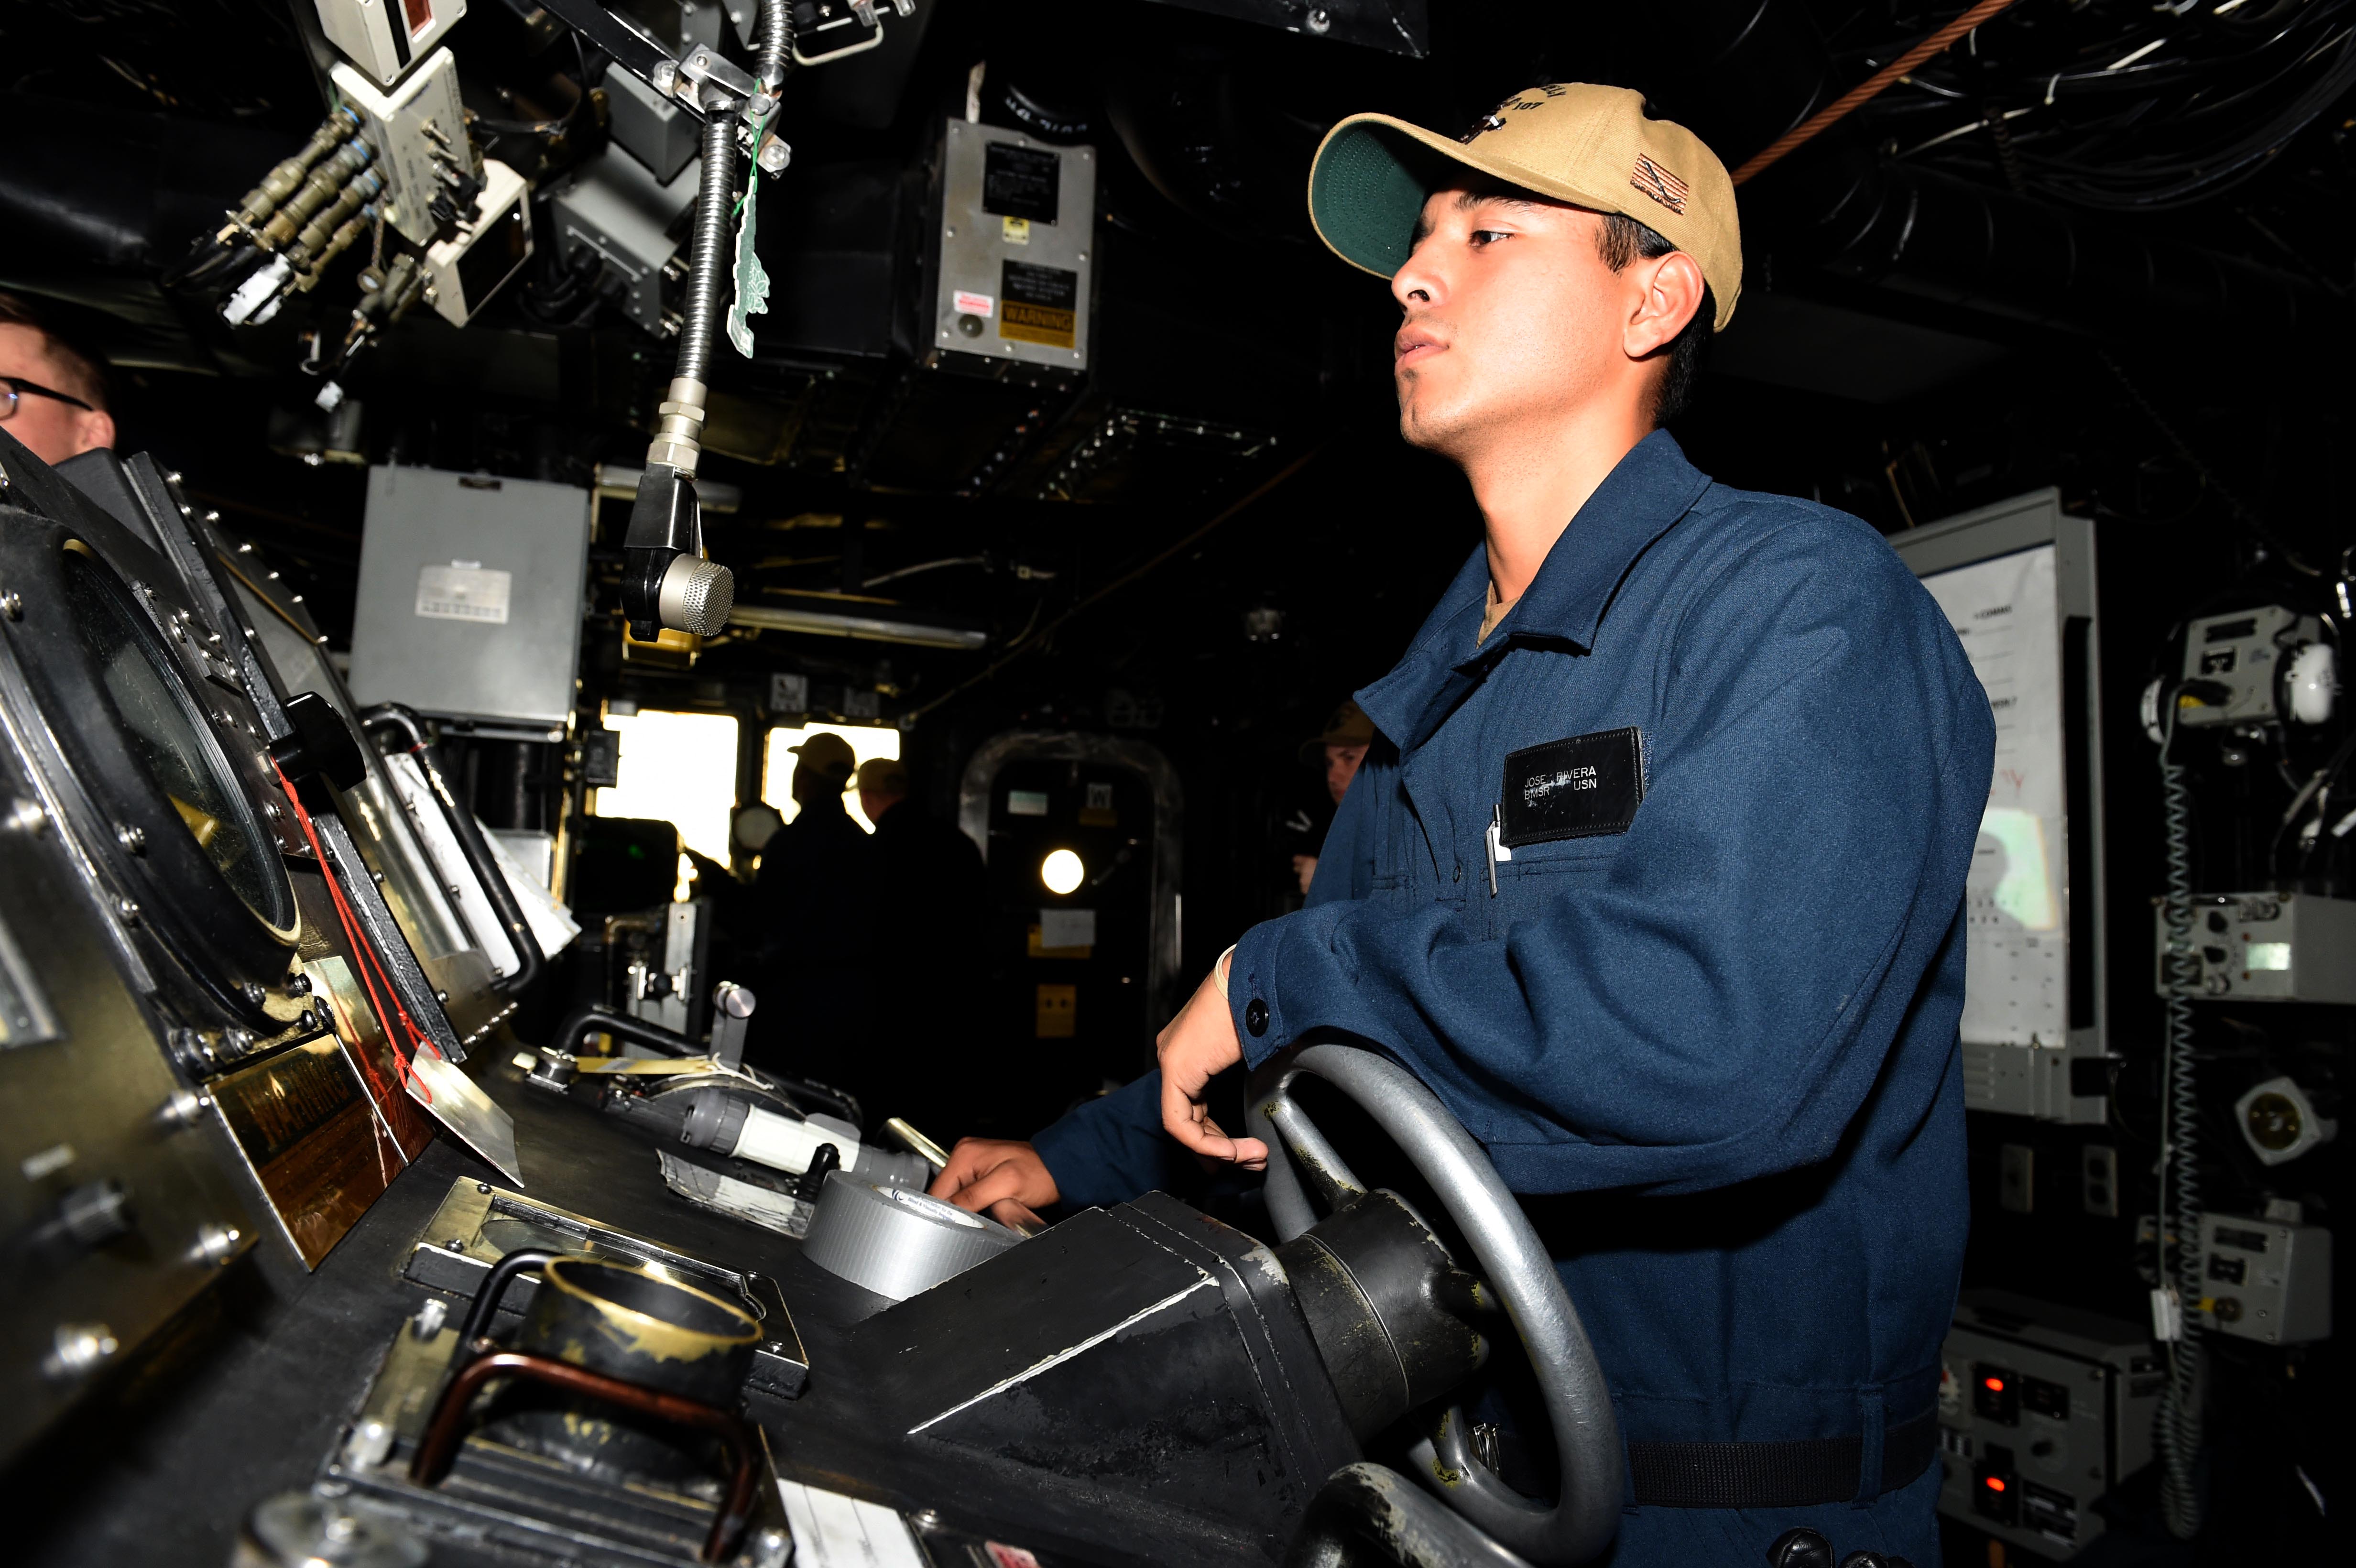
[801,1170,1023,1302]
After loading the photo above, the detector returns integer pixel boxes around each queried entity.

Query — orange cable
[1733,0,2023,186]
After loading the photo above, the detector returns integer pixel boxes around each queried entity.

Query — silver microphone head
[656,554,735,636]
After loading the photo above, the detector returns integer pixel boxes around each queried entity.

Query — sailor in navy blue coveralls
[1031,430,1996,1563]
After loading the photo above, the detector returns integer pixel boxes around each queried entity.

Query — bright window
[764,723,902,833]
[593,709,741,868]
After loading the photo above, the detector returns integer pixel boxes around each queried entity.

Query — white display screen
[1921,544,2071,1047]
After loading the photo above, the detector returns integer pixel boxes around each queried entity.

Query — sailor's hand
[931,1138,1059,1214]
[1157,957,1266,1168]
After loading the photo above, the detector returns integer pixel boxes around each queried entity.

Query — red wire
[269,758,437,1105]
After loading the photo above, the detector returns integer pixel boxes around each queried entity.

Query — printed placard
[415,562,512,624]
[982,142,1060,224]
[952,290,995,317]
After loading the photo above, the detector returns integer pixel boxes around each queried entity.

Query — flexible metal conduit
[753,0,794,91]
[671,113,738,394]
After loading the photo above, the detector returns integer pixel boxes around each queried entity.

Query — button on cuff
[1243,997,1269,1037]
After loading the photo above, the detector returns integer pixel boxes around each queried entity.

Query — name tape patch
[1499,727,1645,847]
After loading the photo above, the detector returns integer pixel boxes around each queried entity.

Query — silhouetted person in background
[748,733,875,1099]
[854,757,989,1138]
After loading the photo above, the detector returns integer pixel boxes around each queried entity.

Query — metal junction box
[313,0,466,90]
[2153,892,2356,1004]
[347,467,591,731]
[551,145,697,338]
[2175,605,2322,729]
[2193,1214,2333,1344]
[930,120,1096,373]
[423,158,533,326]
[1937,1291,2162,1560]
[331,48,472,248]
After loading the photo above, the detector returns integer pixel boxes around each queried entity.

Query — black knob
[796,1143,840,1205]
[267,691,367,791]
[1244,998,1269,1037]
[1837,1554,1892,1568]
[1767,1528,1832,1568]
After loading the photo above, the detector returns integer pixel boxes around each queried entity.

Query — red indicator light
[1985,1477,2007,1493]
[1983,1377,2005,1392]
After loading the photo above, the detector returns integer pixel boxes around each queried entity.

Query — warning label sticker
[415,563,512,624]
[952,290,995,317]
[1000,261,1078,349]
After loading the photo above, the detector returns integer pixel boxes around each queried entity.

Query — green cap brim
[1307,120,1452,279]
[1308,114,1636,281]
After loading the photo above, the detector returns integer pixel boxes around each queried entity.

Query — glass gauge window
[62,551,298,932]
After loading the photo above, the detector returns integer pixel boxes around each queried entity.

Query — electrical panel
[330,49,473,248]
[423,159,533,326]
[1937,1292,2162,1560]
[930,120,1097,373]
[2174,606,2324,729]
[313,0,467,89]
[2192,1215,2332,1345]
[345,467,593,730]
[2152,892,2356,1004]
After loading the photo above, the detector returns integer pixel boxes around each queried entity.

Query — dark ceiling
[2,0,2349,817]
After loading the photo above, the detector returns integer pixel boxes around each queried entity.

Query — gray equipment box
[605,66,700,185]
[930,120,1096,372]
[347,467,591,730]
[551,145,697,338]
[2194,1214,2333,1344]
[1937,1291,2162,1560]
[2175,605,2321,728]
[2153,891,2356,1004]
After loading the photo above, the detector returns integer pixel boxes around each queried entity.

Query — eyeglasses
[0,375,95,420]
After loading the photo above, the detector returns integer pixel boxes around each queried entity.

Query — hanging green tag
[727,169,770,358]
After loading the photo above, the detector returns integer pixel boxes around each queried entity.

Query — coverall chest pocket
[1487,722,1646,922]
[1494,831,1626,922]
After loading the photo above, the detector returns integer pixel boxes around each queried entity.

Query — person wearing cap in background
[933,83,1992,1565]
[854,757,990,1137]
[1289,699,1374,896]
[747,732,878,1083]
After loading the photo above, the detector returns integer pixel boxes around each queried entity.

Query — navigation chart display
[1921,544,2069,1047]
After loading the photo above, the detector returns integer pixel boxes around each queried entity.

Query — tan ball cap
[1307,84,1743,332]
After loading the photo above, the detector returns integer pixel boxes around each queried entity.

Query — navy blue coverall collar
[1356,429,1712,755]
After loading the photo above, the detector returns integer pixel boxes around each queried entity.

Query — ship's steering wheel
[1249,1045,1622,1567]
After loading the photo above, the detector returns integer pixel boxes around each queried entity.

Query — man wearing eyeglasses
[0,293,116,466]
